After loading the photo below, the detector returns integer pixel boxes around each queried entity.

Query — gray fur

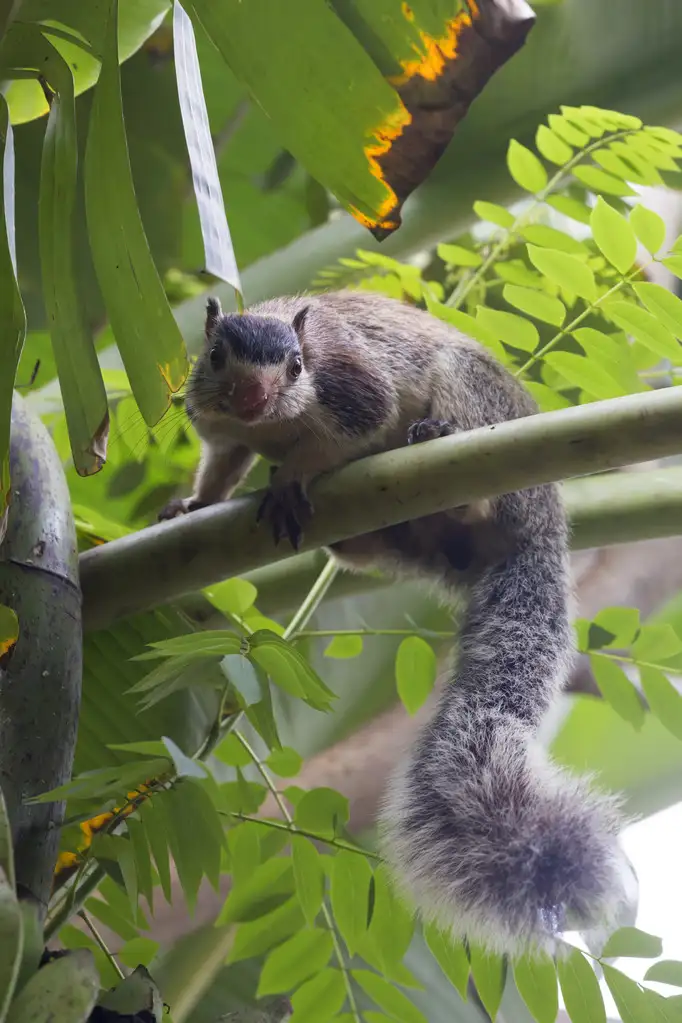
[166,289,630,955]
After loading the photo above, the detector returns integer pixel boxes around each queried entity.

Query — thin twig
[79,909,125,980]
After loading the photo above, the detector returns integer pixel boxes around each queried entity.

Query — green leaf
[437,243,483,267]
[573,165,636,197]
[557,946,607,1023]
[14,899,42,997]
[425,296,502,351]
[469,946,505,1021]
[604,301,681,362]
[571,328,644,395]
[544,352,626,399]
[353,970,428,1023]
[84,0,188,427]
[590,197,638,274]
[592,607,640,647]
[590,655,645,729]
[6,948,99,1023]
[395,636,437,715]
[639,666,682,741]
[118,937,160,970]
[249,631,336,710]
[126,816,154,913]
[173,1,241,291]
[475,307,539,352]
[645,961,682,987]
[603,965,650,1023]
[548,114,589,148]
[423,923,469,999]
[633,625,682,663]
[0,872,22,1023]
[33,36,109,477]
[0,99,27,531]
[137,797,172,904]
[28,758,171,804]
[290,968,346,1023]
[602,926,663,959]
[630,205,667,254]
[634,282,682,339]
[291,837,325,926]
[324,635,364,659]
[507,140,548,194]
[181,779,227,891]
[527,245,597,302]
[473,201,515,228]
[204,578,257,616]
[267,747,303,778]
[215,733,252,768]
[513,954,559,1023]
[137,631,242,661]
[535,125,573,165]
[218,856,295,925]
[661,256,682,280]
[503,284,566,326]
[229,824,262,888]
[546,195,592,225]
[295,788,349,840]
[222,653,263,708]
[366,865,414,974]
[330,850,372,955]
[229,896,304,964]
[257,928,334,996]
[157,787,203,911]
[520,225,588,255]
[493,260,545,288]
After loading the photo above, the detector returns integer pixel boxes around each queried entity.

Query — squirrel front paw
[257,479,312,551]
[158,497,207,522]
[407,419,455,445]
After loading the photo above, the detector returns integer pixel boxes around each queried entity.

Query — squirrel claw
[408,418,455,445]
[158,497,206,522]
[257,480,312,551]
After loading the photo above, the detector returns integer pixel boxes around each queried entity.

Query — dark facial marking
[314,355,390,434]
[216,313,300,366]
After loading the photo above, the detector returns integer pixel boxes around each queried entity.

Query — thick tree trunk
[0,393,82,913]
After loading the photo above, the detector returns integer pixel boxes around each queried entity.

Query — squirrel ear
[292,305,309,339]
[205,297,222,336]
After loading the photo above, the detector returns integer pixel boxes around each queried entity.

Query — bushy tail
[379,512,630,956]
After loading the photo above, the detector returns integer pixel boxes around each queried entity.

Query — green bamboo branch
[80,388,682,632]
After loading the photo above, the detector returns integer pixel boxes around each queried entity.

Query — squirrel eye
[209,343,224,371]
[289,356,302,380]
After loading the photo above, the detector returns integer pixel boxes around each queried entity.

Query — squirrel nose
[233,380,268,417]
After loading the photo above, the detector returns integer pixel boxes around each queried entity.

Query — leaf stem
[283,556,340,641]
[224,810,381,860]
[296,627,454,640]
[79,909,125,980]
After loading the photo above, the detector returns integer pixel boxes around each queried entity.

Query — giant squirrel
[160,290,631,956]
